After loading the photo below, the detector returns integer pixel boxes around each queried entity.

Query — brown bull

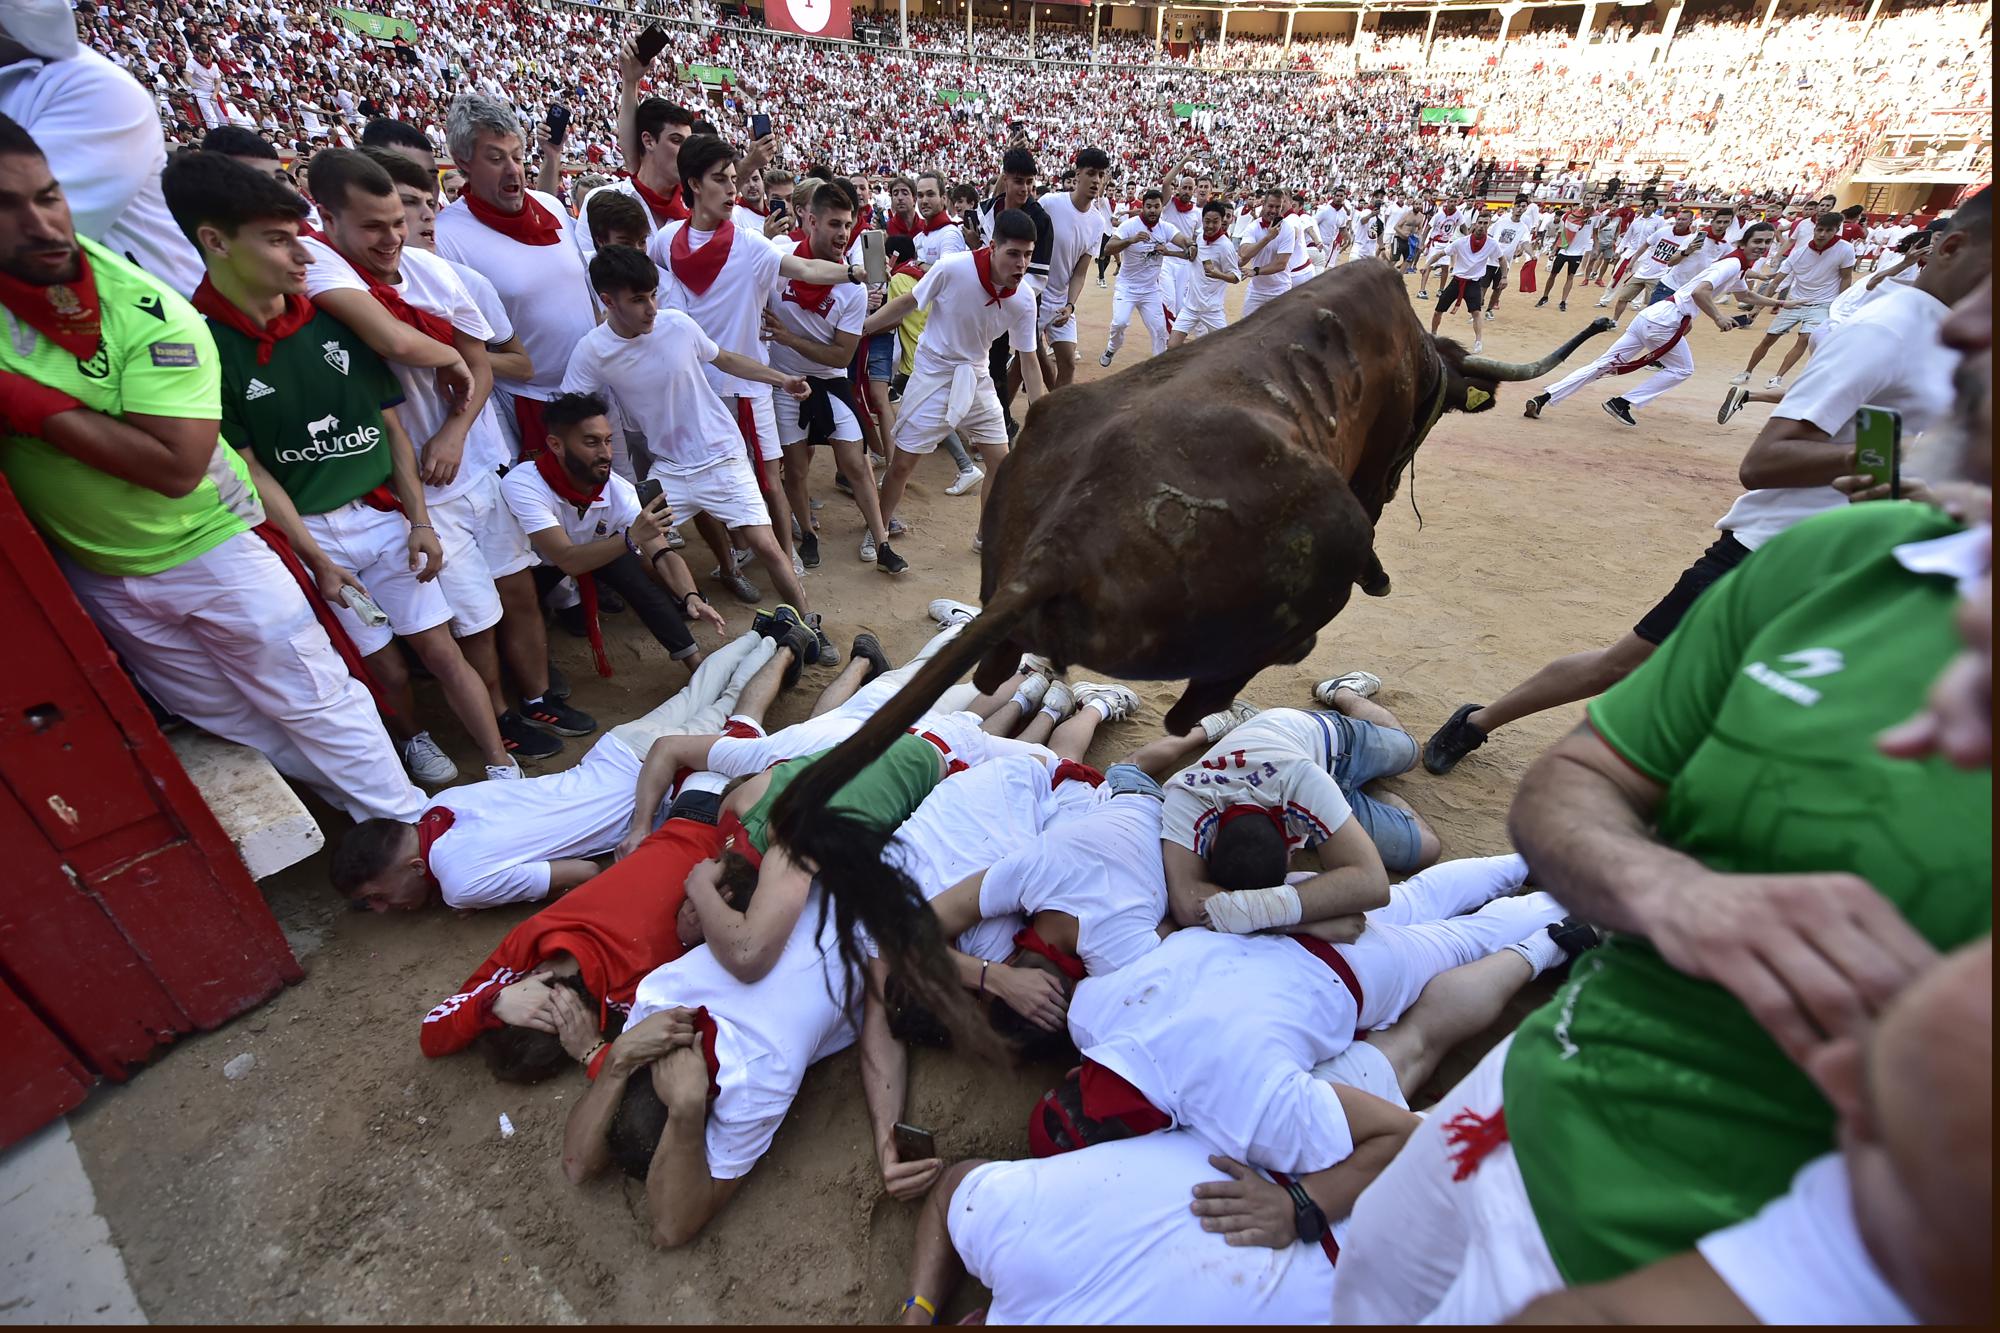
[770,264,1609,1005]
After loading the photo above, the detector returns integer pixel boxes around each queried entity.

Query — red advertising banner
[765,0,853,40]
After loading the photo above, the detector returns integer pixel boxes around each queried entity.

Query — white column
[1217,6,1228,61]
[900,0,908,49]
[1283,8,1295,52]
[1576,1,1596,43]
[1757,0,1781,54]
[1658,1,1684,61]
[1156,4,1165,60]
[1424,5,1439,58]
[1496,1,1520,53]
[1092,2,1101,59]
[1028,1,1036,60]
[1862,0,1885,34]
[967,0,974,56]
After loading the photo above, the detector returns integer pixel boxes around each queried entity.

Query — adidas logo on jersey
[246,378,276,400]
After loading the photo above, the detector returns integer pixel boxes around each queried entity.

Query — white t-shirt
[1557,215,1597,256]
[949,1129,1339,1325]
[421,733,647,908]
[913,216,968,269]
[1068,927,1359,1172]
[1241,219,1297,299]
[1634,227,1700,282]
[1184,233,1240,315]
[435,190,595,400]
[1160,708,1354,855]
[1619,213,1667,257]
[764,264,866,380]
[907,251,1036,378]
[574,178,664,268]
[301,239,495,504]
[500,458,642,553]
[977,792,1167,976]
[1425,208,1462,244]
[559,311,742,475]
[1446,233,1498,280]
[1038,192,1107,309]
[1113,216,1177,296]
[1778,238,1856,305]
[624,887,860,1179]
[442,258,520,471]
[1489,217,1528,260]
[1667,232,1730,288]
[648,220,788,398]
[1696,1154,1916,1324]
[1159,197,1203,258]
[1315,204,1351,250]
[1671,254,1753,315]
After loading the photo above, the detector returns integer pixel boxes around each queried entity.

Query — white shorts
[894,363,1007,452]
[1314,1040,1406,1109]
[301,500,453,654]
[773,387,862,447]
[725,389,781,463]
[1039,306,1077,345]
[1288,264,1314,290]
[652,453,772,532]
[1176,306,1225,337]
[427,470,533,637]
[1768,302,1831,336]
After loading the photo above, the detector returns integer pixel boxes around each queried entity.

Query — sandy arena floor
[68,263,1763,1322]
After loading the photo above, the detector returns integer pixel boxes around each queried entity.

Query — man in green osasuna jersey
[161,148,522,786]
[0,114,424,823]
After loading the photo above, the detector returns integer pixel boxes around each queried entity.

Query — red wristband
[1,370,84,438]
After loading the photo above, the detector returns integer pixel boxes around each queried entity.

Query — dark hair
[635,98,695,155]
[585,188,649,245]
[1842,204,1865,220]
[887,173,916,196]
[986,951,1081,1064]
[1074,147,1111,173]
[588,243,659,297]
[472,974,609,1084]
[607,1066,670,1178]
[359,117,432,153]
[543,389,611,433]
[1141,187,1163,204]
[884,233,917,264]
[712,849,761,909]
[305,146,395,218]
[161,148,309,246]
[363,146,434,196]
[328,818,416,897]
[0,113,41,159]
[1201,200,1228,220]
[913,170,946,197]
[676,133,735,205]
[991,207,1036,247]
[1737,220,1777,244]
[1206,816,1289,894]
[812,177,859,218]
[202,125,278,161]
[1945,185,1991,239]
[1000,146,1036,179]
[1815,211,1843,230]
[948,183,980,207]
[1261,184,1287,200]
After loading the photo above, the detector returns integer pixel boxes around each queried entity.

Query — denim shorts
[1321,711,1424,873]
[1103,762,1164,800]
[866,332,896,381]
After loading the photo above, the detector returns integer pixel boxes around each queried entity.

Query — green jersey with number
[0,237,261,575]
[209,306,404,515]
[1505,502,1992,1284]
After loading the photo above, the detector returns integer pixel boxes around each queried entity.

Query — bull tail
[768,591,1033,1049]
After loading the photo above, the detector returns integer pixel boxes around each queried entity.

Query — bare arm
[1017,341,1049,403]
[484,332,533,383]
[236,448,367,605]
[615,34,645,172]
[710,347,809,393]
[1285,818,1393,923]
[1235,228,1275,265]
[621,733,721,855]
[380,405,443,581]
[861,290,919,338]
[1508,1251,1754,1324]
[861,959,943,1200]
[777,252,856,287]
[645,1044,741,1248]
[1739,415,1844,490]
[39,408,218,499]
[682,841,814,982]
[417,330,491,488]
[1202,259,1241,283]
[560,1042,633,1182]
[1101,230,1148,257]
[546,859,600,895]
[762,312,860,369]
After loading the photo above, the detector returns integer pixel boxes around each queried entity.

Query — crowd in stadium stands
[82,0,1990,207]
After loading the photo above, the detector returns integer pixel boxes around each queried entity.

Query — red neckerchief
[326,241,455,346]
[462,188,563,246]
[971,246,1016,307]
[718,809,764,866]
[1171,194,1194,211]
[415,805,455,891]
[1707,223,1730,241]
[781,239,837,313]
[1466,233,1489,256]
[734,196,767,217]
[1721,250,1751,275]
[668,218,735,298]
[632,175,691,226]
[1012,924,1087,983]
[914,209,956,235]
[1216,802,1288,842]
[885,210,921,238]
[1808,235,1840,253]
[190,275,315,366]
[532,450,615,677]
[892,261,927,282]
[0,248,104,361]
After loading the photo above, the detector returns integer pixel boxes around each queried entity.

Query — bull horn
[1458,317,1616,381]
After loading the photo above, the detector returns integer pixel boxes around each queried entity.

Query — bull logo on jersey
[279,413,383,464]
[322,340,350,375]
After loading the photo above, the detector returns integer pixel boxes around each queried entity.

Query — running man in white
[1236,186,1299,320]
[1414,198,1464,300]
[1166,200,1241,348]
[1428,211,1497,352]
[1035,148,1112,389]
[1733,211,1855,392]
[1523,222,1794,429]
[1597,198,1665,311]
[1098,188,1193,367]
[1314,186,1353,272]
[1484,202,1530,318]
[1608,206,1706,324]
[1157,170,1203,317]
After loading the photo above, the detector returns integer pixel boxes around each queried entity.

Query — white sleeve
[499,468,563,536]
[559,340,628,439]
[433,261,494,341]
[1770,327,1896,436]
[910,259,947,311]
[301,240,368,297]
[1695,1154,1916,1325]
[602,474,642,529]
[1284,764,1354,846]
[14,54,163,243]
[438,857,554,910]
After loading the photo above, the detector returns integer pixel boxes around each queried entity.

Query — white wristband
[1202,883,1303,935]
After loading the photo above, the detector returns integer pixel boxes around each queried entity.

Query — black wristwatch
[845,262,864,285]
[1285,1178,1326,1244]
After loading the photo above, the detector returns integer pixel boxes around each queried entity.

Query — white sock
[1038,702,1065,724]
[1203,884,1303,935]
[1009,689,1037,715]
[1505,927,1568,979]
[1084,697,1115,722]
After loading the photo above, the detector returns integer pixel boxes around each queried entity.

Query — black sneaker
[1522,393,1548,420]
[850,632,891,684]
[596,586,626,614]
[519,695,597,736]
[1602,396,1637,427]
[544,663,571,701]
[555,603,590,639]
[1423,702,1488,775]
[769,604,815,663]
[798,530,821,569]
[874,541,909,575]
[770,623,814,687]
[1534,296,1549,308]
[805,611,840,668]
[1557,300,1567,313]
[1548,916,1602,963]
[498,709,563,759]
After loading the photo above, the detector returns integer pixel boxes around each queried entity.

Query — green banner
[681,63,737,85]
[333,8,416,42]
[1419,106,1478,125]
[937,88,986,105]
[1171,102,1217,118]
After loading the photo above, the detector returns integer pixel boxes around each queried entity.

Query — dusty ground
[68,264,1759,1323]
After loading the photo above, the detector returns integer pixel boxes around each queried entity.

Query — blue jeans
[865,332,896,381]
[1650,281,1677,305]
[1103,763,1164,800]
[1313,710,1424,872]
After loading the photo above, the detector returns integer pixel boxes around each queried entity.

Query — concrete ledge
[166,731,325,880]
[0,1120,144,1324]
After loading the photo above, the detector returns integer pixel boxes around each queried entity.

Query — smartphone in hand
[860,228,888,286]
[1853,405,1903,499]
[750,112,772,141]
[636,477,664,509]
[892,1122,936,1162]
[634,24,669,64]
[546,103,571,145]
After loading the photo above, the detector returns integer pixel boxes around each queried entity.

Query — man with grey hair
[434,93,596,459]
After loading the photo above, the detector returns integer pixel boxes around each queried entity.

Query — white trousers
[1331,1034,1566,1324]
[607,631,777,758]
[1541,305,1695,412]
[1106,288,1169,357]
[62,531,425,823]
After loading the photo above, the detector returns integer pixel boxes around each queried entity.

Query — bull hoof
[1361,569,1392,597]
[1277,634,1319,666]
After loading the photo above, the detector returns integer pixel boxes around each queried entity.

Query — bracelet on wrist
[408,522,435,531]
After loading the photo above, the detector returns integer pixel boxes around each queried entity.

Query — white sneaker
[1313,671,1383,706]
[928,598,980,626]
[1199,698,1261,742]
[401,731,457,784]
[946,465,985,496]
[707,548,755,579]
[1019,652,1059,680]
[484,760,523,781]
[1040,678,1075,720]
[1073,681,1141,722]
[1014,673,1050,712]
[971,532,983,554]
[887,517,909,537]
[1764,375,1784,389]
[1729,372,1751,385]
[1471,338,1484,353]
[858,531,877,563]
[1593,297,1611,307]
[665,527,685,550]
